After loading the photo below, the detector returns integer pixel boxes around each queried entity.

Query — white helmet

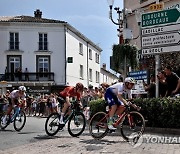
[18,86,26,92]
[124,77,136,84]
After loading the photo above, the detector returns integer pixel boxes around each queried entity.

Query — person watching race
[104,77,136,130]
[59,83,84,124]
[2,86,26,124]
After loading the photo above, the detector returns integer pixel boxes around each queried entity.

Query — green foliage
[89,99,106,116]
[89,97,180,128]
[112,43,139,72]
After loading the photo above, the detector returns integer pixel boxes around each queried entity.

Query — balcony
[0,72,54,82]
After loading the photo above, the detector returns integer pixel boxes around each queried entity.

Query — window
[95,53,100,63]
[7,56,21,73]
[36,56,50,78]
[39,33,48,50]
[80,65,84,79]
[89,49,92,60]
[89,68,92,81]
[96,71,100,83]
[9,32,19,50]
[79,43,83,55]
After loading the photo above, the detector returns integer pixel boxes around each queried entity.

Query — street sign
[142,8,180,28]
[142,31,180,48]
[142,45,180,55]
[129,70,147,80]
[149,3,164,11]
[142,23,180,36]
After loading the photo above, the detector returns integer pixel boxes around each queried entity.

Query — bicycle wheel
[45,112,60,136]
[89,112,108,140]
[0,114,10,130]
[120,111,145,142]
[68,112,86,137]
[14,110,26,131]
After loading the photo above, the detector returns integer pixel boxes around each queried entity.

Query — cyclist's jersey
[59,86,81,101]
[105,82,133,107]
[9,90,26,100]
[108,82,132,99]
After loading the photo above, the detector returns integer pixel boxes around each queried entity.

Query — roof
[101,67,118,78]
[0,15,66,24]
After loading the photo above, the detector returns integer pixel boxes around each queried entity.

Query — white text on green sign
[142,8,180,28]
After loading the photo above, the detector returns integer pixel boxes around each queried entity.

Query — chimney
[34,9,42,18]
[102,63,106,70]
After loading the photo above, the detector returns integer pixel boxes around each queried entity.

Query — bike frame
[10,106,21,123]
[95,106,134,129]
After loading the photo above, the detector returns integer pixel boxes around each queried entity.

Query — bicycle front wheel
[14,110,26,131]
[0,114,10,130]
[45,112,60,136]
[68,112,86,137]
[89,112,108,140]
[120,111,145,142]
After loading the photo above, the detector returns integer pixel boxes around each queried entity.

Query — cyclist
[104,77,136,130]
[2,86,27,124]
[59,83,84,124]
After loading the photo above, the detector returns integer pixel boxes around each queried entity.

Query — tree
[112,43,139,73]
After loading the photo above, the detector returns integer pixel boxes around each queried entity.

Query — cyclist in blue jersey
[104,77,136,130]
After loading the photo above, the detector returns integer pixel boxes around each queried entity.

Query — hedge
[89,97,180,128]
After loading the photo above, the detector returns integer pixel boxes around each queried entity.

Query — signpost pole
[155,0,160,98]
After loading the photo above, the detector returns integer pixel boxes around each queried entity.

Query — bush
[89,99,106,117]
[89,97,180,128]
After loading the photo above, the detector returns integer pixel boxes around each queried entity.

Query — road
[0,116,47,150]
[0,116,180,154]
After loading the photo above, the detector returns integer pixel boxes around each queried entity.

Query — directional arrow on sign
[142,31,180,48]
[142,8,180,28]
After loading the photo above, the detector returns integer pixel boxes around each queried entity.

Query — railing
[0,72,54,82]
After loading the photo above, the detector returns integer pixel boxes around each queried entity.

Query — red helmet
[76,82,84,91]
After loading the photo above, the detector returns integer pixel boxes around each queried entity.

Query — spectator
[24,67,29,81]
[118,75,123,82]
[16,67,22,81]
[157,70,168,97]
[164,65,180,96]
[143,74,156,98]
[50,93,58,113]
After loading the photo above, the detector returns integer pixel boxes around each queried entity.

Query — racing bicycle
[45,100,86,137]
[0,103,26,131]
[89,102,145,142]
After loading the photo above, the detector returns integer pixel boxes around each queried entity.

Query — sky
[0,0,123,71]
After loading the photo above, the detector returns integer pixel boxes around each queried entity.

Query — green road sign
[142,8,180,28]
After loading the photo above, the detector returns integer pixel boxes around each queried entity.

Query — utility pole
[155,0,160,98]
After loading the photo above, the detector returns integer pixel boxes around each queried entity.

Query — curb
[145,127,180,135]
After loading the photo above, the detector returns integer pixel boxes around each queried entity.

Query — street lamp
[107,0,123,44]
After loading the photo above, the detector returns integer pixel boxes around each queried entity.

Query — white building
[100,63,119,85]
[0,9,102,93]
[0,9,117,94]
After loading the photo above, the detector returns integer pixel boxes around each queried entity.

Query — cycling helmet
[124,77,136,84]
[18,86,26,92]
[75,82,84,91]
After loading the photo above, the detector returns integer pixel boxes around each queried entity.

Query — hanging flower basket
[112,43,139,73]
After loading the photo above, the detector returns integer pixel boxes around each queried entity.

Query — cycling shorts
[104,88,123,107]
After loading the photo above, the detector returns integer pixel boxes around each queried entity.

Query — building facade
[0,10,102,94]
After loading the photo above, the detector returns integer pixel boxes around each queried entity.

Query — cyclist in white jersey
[2,86,26,124]
[104,77,136,130]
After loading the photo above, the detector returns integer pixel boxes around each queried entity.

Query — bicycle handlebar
[127,101,141,111]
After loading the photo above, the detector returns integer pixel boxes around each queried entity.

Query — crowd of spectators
[0,84,108,118]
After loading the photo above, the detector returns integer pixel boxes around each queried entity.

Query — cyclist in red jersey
[59,83,84,124]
